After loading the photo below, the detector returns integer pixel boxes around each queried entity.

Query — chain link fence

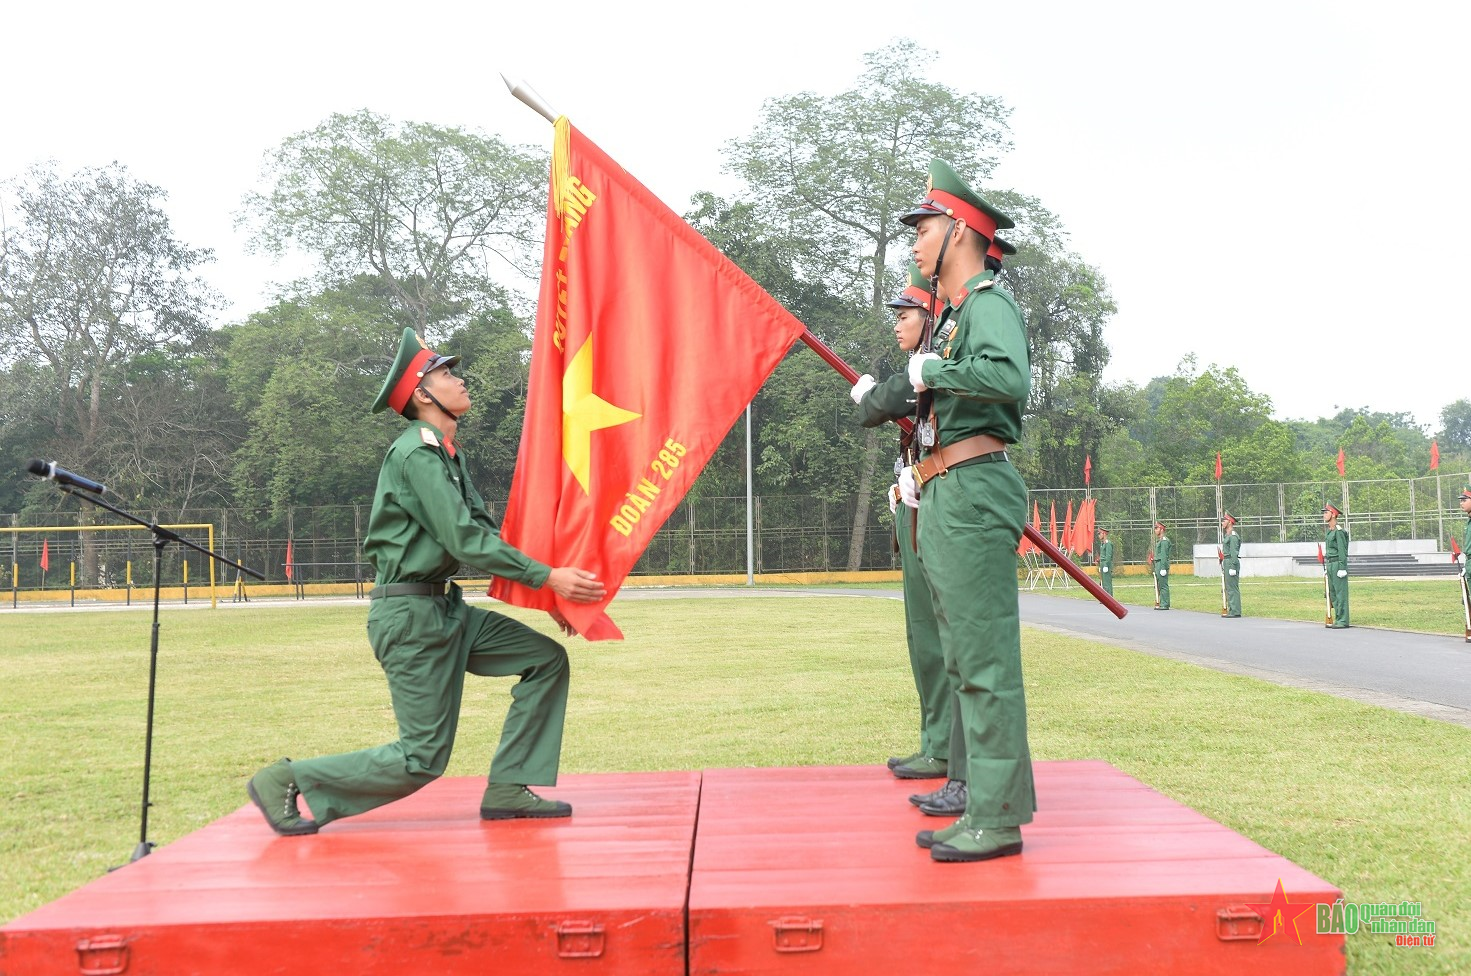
[5,472,1467,589]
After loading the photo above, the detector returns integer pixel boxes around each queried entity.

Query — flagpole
[745,404,754,586]
[502,75,559,123]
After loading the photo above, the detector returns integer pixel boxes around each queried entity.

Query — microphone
[26,459,108,495]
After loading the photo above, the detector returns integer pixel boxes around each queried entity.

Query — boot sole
[891,768,947,780]
[919,803,966,817]
[930,840,1023,862]
[480,806,573,821]
[245,780,319,836]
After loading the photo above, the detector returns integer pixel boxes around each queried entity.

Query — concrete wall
[1192,539,1441,578]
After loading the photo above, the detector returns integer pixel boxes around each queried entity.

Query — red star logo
[1244,878,1317,945]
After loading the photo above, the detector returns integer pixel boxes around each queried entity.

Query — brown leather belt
[913,433,1009,485]
[370,581,452,599]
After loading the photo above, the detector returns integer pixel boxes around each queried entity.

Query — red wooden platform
[2,763,1345,975]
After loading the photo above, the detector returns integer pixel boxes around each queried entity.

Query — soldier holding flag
[1152,522,1172,610]
[897,159,1034,863]
[1097,527,1115,596]
[1323,502,1350,628]
[246,328,606,836]
[1221,512,1242,617]
[1457,487,1471,641]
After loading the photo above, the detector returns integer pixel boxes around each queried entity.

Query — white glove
[1101,566,1109,573]
[1228,569,1237,576]
[849,373,877,404]
[887,484,899,515]
[908,352,941,392]
[1459,553,1466,565]
[898,466,921,509]
[1159,569,1168,577]
[1336,569,1347,578]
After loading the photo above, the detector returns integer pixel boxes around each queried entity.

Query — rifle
[796,327,1127,621]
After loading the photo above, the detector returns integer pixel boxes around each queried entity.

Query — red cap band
[926,189,999,241]
[902,285,936,312]
[388,349,435,414]
[987,238,1004,261]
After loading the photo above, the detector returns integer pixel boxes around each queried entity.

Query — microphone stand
[53,484,264,865]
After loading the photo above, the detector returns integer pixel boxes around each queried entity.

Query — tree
[239,110,547,336]
[1439,399,1471,452]
[722,41,1013,569]
[0,161,218,467]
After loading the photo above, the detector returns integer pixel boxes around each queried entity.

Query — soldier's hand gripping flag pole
[795,328,1125,619]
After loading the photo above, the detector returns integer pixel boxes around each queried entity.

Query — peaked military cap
[987,236,1017,262]
[1322,502,1342,517]
[1097,526,1110,535]
[899,159,1015,240]
[372,327,461,415]
[1460,486,1471,501]
[1222,511,1236,525]
[885,261,939,313]
[1154,521,1166,531]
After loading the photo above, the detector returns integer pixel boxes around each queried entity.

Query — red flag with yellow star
[490,119,806,639]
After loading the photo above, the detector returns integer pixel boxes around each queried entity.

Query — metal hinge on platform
[75,934,129,975]
[769,916,824,953]
[554,920,606,958]
[1216,906,1265,941]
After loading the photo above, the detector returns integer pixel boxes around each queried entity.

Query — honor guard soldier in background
[1323,502,1350,628]
[1221,512,1242,617]
[898,159,1034,862]
[852,261,950,785]
[1152,521,1172,609]
[1458,487,1471,641]
[246,328,606,836]
[1096,526,1115,596]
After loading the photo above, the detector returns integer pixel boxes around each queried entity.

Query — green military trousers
[1328,567,1350,626]
[1156,564,1171,608]
[919,460,1035,827]
[291,583,569,826]
[896,504,951,763]
[1099,564,1113,596]
[1223,560,1242,616]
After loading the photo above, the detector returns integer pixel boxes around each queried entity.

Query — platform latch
[76,934,129,975]
[1216,906,1264,941]
[769,916,824,953]
[555,920,606,958]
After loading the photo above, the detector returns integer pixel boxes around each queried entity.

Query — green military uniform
[1459,488,1471,641]
[1097,531,1115,596]
[287,329,570,827]
[902,161,1035,839]
[1152,525,1172,609]
[1221,516,1242,617]
[858,371,950,772]
[1324,504,1350,628]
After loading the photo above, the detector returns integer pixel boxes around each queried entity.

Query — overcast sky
[4,0,1463,430]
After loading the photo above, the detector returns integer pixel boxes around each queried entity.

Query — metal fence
[5,471,1467,588]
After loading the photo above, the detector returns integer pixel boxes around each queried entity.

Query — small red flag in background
[40,539,49,573]
[1062,500,1075,552]
[1336,448,1346,478]
[1217,546,1224,563]
[1214,451,1223,481]
[1431,440,1440,471]
[1084,454,1092,486]
[284,539,294,582]
[490,119,806,639]
[1317,543,1325,565]
[1451,536,1461,562]
[1048,501,1058,547]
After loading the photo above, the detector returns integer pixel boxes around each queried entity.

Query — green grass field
[2,590,1467,975]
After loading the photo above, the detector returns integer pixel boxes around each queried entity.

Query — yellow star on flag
[562,334,640,493]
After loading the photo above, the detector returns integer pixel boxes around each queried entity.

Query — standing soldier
[1096,526,1115,596]
[1152,521,1172,610]
[1458,487,1471,641]
[1221,512,1242,617]
[852,261,949,785]
[1323,502,1350,628]
[246,328,606,836]
[898,159,1033,863]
